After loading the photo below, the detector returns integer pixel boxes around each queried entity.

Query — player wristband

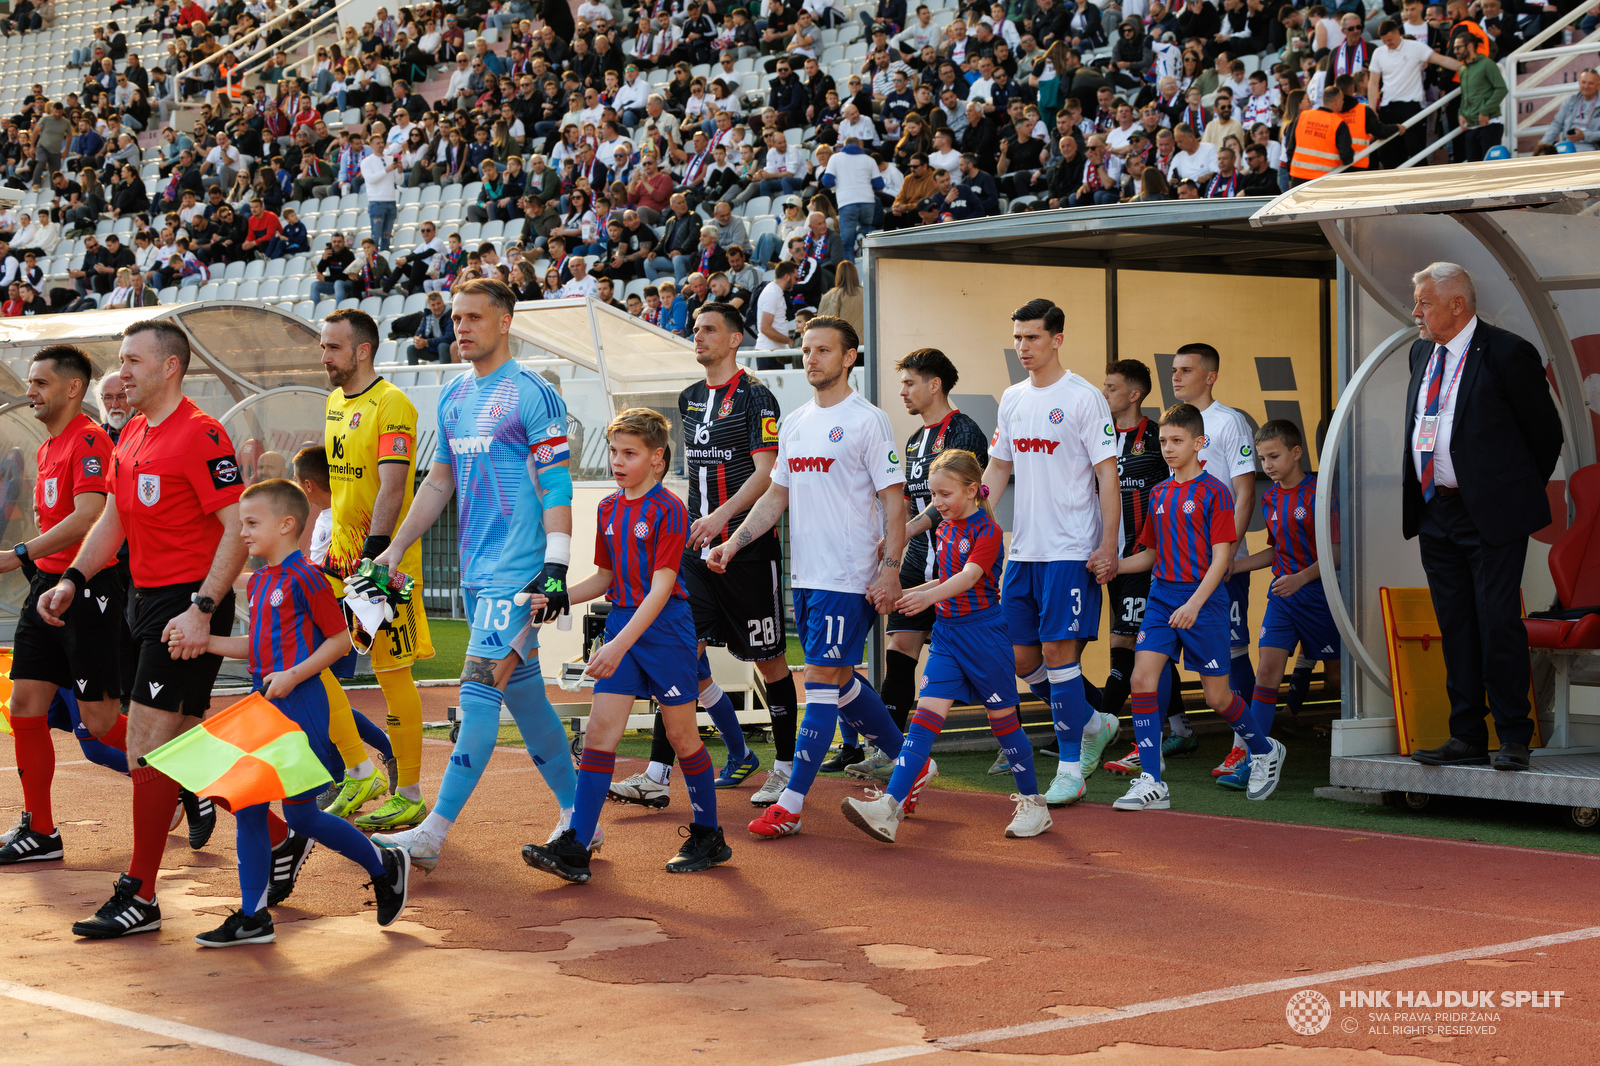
[360,534,392,560]
[545,531,571,567]
[62,566,88,590]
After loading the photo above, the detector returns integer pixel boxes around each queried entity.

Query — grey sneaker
[751,766,790,807]
[845,746,895,782]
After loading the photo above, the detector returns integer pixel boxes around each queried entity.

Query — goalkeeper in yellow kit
[315,309,435,829]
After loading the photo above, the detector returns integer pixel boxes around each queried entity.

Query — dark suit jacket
[1401,320,1563,547]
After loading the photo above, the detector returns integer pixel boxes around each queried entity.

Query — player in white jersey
[1171,342,1261,775]
[707,315,913,839]
[907,298,1122,809]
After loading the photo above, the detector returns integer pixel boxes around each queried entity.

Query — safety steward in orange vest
[1287,87,1403,185]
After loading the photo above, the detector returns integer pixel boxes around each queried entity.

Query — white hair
[1412,262,1477,307]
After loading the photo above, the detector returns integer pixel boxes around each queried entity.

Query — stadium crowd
[0,0,1587,337]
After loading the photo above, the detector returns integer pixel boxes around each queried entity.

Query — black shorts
[887,604,935,634]
[11,567,126,702]
[127,581,236,717]
[1107,570,1152,638]
[680,551,785,662]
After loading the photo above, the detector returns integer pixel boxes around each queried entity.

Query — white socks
[774,760,793,775]
[778,788,806,813]
[398,784,422,801]
[419,811,452,838]
[349,759,374,779]
[646,761,672,785]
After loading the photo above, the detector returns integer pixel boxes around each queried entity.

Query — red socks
[267,808,288,846]
[12,715,55,835]
[128,764,181,899]
[99,714,128,752]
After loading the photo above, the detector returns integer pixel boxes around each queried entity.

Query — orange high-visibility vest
[1290,107,1343,180]
[1339,105,1372,168]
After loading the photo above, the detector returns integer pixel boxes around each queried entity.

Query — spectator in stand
[312,232,356,303]
[242,198,282,259]
[409,290,455,365]
[1167,122,1219,185]
[1239,143,1280,195]
[1540,69,1600,152]
[818,259,863,336]
[754,260,798,368]
[823,136,883,257]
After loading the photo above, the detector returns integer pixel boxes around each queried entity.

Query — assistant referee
[39,321,249,941]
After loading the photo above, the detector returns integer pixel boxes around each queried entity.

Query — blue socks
[887,708,942,804]
[679,744,718,828]
[235,803,274,914]
[504,660,578,809]
[433,680,503,823]
[989,709,1037,795]
[838,719,861,748]
[352,708,394,761]
[839,679,903,759]
[1131,691,1162,782]
[785,682,840,800]
[572,748,615,848]
[698,679,749,762]
[1219,693,1273,755]
[1047,664,1090,762]
[1229,650,1255,702]
[1021,663,1051,706]
[283,797,385,878]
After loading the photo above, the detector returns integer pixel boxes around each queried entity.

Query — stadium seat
[215,282,238,300]
[223,260,246,280]
[178,285,200,302]
[243,259,265,280]
[359,296,383,316]
[235,280,259,301]
[338,193,362,211]
[463,181,483,202]
[293,300,314,320]
[158,286,178,303]
[375,341,400,366]
[256,279,281,301]
[482,219,506,239]
[198,282,220,300]
[264,258,286,278]
[380,294,406,316]
[402,292,427,313]
[314,299,337,319]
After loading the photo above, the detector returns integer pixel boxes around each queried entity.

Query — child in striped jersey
[1233,420,1335,776]
[520,409,733,884]
[842,451,1052,843]
[1109,404,1285,812]
[193,479,410,947]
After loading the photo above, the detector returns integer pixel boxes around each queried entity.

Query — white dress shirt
[1411,315,1477,488]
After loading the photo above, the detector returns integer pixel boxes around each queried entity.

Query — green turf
[421,714,1600,855]
[353,618,470,684]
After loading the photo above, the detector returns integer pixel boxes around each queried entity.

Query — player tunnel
[1253,154,1600,812]
[0,303,323,632]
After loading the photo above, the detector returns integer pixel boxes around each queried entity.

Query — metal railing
[1504,29,1600,146]
[170,0,351,106]
[1324,3,1598,175]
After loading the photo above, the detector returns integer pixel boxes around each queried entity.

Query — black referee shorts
[680,550,786,662]
[1107,570,1153,638]
[127,581,236,717]
[11,567,125,702]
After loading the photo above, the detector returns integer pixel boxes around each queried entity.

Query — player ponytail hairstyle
[608,407,672,477]
[929,449,992,519]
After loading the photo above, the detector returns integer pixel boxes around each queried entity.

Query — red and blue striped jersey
[934,508,1004,622]
[1262,473,1331,578]
[594,483,689,608]
[1136,468,1236,583]
[247,550,348,678]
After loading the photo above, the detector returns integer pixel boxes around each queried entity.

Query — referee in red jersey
[38,321,249,940]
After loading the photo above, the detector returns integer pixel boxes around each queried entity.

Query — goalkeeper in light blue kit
[369,278,581,871]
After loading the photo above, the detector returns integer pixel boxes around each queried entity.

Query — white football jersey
[310,508,333,566]
[1197,399,1257,487]
[990,371,1117,561]
[771,391,904,594]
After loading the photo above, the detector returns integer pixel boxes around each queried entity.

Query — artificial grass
[420,714,1600,856]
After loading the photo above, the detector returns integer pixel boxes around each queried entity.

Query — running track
[2,689,1596,1066]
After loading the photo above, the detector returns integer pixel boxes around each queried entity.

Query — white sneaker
[1112,772,1171,811]
[608,771,671,809]
[1005,794,1052,838]
[1246,738,1287,802]
[751,766,790,807]
[371,825,445,873]
[840,791,903,843]
[546,809,605,852]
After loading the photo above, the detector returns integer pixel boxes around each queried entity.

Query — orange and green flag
[142,693,333,810]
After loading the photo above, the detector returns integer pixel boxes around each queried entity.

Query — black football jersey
[901,410,990,583]
[1115,416,1169,558]
[679,367,782,561]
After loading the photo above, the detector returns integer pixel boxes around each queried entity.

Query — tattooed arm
[705,483,789,572]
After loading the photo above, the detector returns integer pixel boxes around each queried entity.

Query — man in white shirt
[576,1,612,23]
[359,151,402,252]
[823,136,883,257]
[557,255,599,298]
[1170,341,1260,769]
[708,315,906,839]
[1369,17,1457,167]
[901,297,1120,807]
[753,263,797,365]
[202,131,242,191]
[757,131,809,195]
[614,64,652,127]
[1166,123,1219,184]
[836,102,878,146]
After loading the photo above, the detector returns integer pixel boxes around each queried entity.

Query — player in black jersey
[1098,359,1188,776]
[607,301,801,811]
[842,349,992,778]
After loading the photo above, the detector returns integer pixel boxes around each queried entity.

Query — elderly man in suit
[1403,263,1564,772]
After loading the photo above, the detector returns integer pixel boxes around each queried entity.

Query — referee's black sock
[880,650,918,732]
[648,712,676,767]
[1102,646,1134,718]
[766,671,798,763]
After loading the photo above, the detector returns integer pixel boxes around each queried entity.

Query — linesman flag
[0,649,13,736]
[141,693,333,809]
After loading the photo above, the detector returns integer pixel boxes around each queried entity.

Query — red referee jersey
[35,413,112,573]
[113,397,245,587]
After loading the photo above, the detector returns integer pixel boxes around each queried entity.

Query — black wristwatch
[12,542,26,560]
[191,592,217,614]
